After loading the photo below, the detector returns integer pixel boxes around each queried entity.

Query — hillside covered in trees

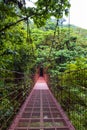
[0,0,87,130]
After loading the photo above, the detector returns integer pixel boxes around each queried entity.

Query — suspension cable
[0,93,28,130]
[27,18,29,41]
[68,0,71,45]
[26,17,35,58]
[47,19,59,59]
[0,84,27,101]
[0,68,24,74]
[0,86,31,121]
[47,0,71,64]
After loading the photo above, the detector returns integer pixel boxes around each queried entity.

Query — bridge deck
[9,77,75,130]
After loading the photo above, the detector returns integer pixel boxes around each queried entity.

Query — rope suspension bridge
[0,67,87,130]
[8,76,75,130]
[0,0,87,130]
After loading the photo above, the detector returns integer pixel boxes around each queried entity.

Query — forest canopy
[0,1,87,130]
[0,0,70,31]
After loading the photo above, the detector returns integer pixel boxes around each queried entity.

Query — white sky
[26,0,87,29]
[69,0,87,29]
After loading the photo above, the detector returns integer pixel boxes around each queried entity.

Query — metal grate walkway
[9,77,75,130]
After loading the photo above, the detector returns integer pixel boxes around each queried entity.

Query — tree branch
[0,17,28,32]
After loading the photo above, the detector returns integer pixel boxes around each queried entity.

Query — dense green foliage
[0,0,87,130]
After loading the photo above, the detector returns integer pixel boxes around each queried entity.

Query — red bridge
[8,77,75,130]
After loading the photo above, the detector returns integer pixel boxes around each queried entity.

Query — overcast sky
[69,0,87,29]
[26,0,87,29]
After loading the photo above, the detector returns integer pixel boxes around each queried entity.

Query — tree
[0,0,70,32]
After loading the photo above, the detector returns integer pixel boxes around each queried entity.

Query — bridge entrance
[39,66,43,77]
